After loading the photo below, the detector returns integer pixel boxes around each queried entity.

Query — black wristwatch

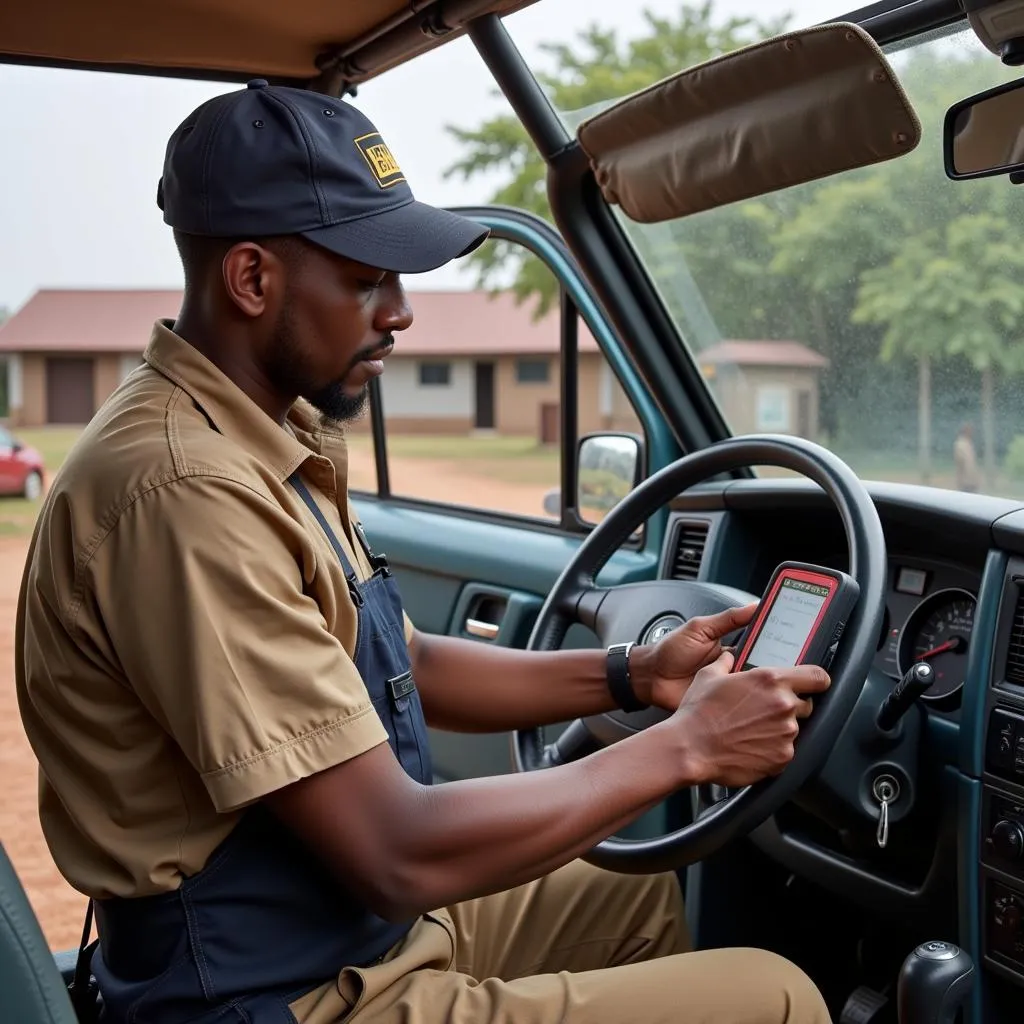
[606,642,649,713]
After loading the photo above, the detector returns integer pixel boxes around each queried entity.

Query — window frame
[514,357,551,385]
[355,209,673,542]
[755,386,791,432]
[417,361,452,387]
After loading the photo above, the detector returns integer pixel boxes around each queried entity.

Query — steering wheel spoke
[573,583,612,633]
[586,580,759,650]
[539,718,597,768]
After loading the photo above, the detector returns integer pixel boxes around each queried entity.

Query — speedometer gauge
[896,588,976,702]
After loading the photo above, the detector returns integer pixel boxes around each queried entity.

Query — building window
[516,358,549,384]
[418,362,451,386]
[756,386,791,431]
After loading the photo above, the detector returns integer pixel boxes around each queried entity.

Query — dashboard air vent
[1006,589,1024,687]
[670,520,709,580]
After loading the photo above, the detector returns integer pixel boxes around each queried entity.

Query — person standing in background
[953,423,980,492]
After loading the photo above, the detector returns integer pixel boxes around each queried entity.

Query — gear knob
[897,940,975,1024]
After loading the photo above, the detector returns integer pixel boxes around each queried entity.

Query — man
[16,80,832,1024]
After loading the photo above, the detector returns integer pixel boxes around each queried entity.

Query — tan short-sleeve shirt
[16,321,411,899]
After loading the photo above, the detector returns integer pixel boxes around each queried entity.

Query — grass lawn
[0,428,82,537]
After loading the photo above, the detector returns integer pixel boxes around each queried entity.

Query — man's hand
[629,603,758,712]
[669,650,832,788]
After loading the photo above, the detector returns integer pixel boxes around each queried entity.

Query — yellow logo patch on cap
[354,133,405,189]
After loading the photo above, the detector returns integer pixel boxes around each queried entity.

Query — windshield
[550,22,1024,498]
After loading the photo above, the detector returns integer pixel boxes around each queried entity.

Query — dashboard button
[987,708,1024,778]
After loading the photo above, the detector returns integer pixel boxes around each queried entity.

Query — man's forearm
[326,720,694,920]
[409,629,655,732]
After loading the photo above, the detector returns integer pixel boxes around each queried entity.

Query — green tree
[756,44,1024,460]
[767,175,904,438]
[854,213,1024,486]
[443,2,791,317]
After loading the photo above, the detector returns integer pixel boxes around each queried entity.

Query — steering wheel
[513,434,886,875]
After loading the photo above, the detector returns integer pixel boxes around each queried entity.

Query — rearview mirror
[945,76,1024,179]
[576,432,642,526]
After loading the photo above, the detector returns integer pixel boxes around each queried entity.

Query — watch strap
[606,642,648,713]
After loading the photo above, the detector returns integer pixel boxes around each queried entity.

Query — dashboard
[655,476,1024,1013]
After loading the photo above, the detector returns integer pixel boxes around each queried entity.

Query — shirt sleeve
[89,474,389,813]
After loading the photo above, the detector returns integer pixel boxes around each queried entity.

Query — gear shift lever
[897,941,975,1024]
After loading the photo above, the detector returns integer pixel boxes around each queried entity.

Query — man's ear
[222,242,281,318]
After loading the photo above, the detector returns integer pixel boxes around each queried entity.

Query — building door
[45,357,95,425]
[474,362,495,429]
[539,402,560,445]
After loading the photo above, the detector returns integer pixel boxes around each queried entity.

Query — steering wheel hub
[642,614,686,645]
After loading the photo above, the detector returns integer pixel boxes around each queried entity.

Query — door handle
[465,617,500,641]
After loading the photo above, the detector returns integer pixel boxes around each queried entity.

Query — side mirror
[576,432,643,526]
[944,76,1024,179]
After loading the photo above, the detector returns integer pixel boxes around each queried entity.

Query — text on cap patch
[354,133,405,189]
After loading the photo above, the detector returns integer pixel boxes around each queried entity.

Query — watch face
[643,614,684,645]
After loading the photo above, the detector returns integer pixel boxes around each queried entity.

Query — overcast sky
[0,1,842,312]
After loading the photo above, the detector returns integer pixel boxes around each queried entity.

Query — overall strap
[288,473,390,579]
[288,474,356,574]
[68,899,101,1023]
[288,473,366,605]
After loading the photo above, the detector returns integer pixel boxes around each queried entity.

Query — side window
[351,234,644,522]
[417,362,451,387]
[515,358,550,384]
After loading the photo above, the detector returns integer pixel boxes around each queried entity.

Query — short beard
[307,380,369,429]
[267,295,375,428]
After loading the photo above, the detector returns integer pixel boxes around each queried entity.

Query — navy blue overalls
[89,473,433,1023]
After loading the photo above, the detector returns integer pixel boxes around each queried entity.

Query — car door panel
[352,497,660,783]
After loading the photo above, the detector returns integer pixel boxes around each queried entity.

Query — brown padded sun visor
[575,22,921,223]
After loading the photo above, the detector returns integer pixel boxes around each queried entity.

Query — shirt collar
[144,319,337,483]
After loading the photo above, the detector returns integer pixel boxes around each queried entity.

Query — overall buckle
[346,573,365,607]
[386,671,416,703]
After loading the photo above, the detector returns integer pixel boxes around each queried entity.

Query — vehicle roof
[0,0,538,92]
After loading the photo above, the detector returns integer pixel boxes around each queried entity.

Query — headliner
[0,0,538,92]
[0,2,963,93]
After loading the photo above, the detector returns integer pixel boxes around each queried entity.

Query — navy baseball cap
[157,79,489,274]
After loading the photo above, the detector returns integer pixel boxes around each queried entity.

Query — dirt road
[0,450,548,952]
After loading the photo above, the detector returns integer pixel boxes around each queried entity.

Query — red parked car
[0,425,45,500]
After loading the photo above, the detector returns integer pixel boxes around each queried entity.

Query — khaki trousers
[291,859,832,1024]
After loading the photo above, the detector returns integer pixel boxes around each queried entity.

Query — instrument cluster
[874,562,978,708]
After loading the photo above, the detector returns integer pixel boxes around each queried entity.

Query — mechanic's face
[266,244,412,424]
